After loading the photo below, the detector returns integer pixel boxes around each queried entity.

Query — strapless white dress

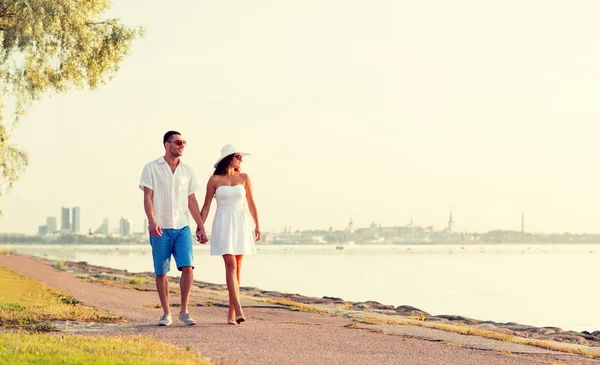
[210,185,256,256]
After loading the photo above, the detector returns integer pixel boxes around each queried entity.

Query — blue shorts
[149,226,194,275]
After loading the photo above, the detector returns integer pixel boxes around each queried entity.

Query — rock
[547,334,590,346]
[592,331,600,337]
[580,332,600,341]
[477,324,515,335]
[354,303,370,310]
[528,328,556,336]
[427,316,449,322]
[364,301,395,310]
[394,305,430,317]
[436,315,479,325]
[323,296,344,302]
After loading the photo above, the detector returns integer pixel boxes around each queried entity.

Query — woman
[199,144,261,325]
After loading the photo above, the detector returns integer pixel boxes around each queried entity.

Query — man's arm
[188,193,208,243]
[144,187,162,236]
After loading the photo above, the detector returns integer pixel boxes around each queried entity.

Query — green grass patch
[0,266,122,330]
[0,248,15,256]
[52,262,68,271]
[128,277,148,285]
[0,332,213,365]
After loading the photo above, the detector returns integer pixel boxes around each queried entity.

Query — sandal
[235,315,246,324]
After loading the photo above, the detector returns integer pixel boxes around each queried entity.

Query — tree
[0,0,142,212]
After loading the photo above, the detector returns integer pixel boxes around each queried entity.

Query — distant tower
[61,207,70,232]
[521,213,524,235]
[447,207,453,233]
[46,217,57,234]
[120,217,131,236]
[71,207,81,233]
[94,218,109,236]
[348,216,354,234]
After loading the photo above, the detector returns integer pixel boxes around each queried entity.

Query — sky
[1,0,600,235]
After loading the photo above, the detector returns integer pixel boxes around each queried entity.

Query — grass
[261,298,328,314]
[0,266,122,330]
[0,333,213,365]
[353,316,600,359]
[128,277,149,285]
[0,248,15,256]
[52,261,68,271]
[0,265,214,363]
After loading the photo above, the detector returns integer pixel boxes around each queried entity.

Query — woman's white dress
[210,185,256,256]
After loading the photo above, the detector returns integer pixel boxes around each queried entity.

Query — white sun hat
[214,144,250,168]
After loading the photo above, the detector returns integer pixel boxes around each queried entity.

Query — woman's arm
[200,176,217,223]
[243,174,261,241]
[188,193,208,243]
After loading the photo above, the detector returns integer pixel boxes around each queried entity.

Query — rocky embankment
[52,259,600,348]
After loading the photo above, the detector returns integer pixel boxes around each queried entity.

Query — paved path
[1,255,598,365]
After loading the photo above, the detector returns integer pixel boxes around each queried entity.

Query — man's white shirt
[139,157,200,229]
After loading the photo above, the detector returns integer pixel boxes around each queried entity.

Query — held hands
[149,221,162,236]
[254,227,262,242]
[196,225,208,244]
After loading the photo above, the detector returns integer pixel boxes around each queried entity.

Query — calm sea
[6,243,599,332]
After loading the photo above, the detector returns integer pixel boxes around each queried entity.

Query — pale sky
[1,0,600,235]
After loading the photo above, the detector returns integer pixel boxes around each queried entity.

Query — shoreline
[38,256,600,349]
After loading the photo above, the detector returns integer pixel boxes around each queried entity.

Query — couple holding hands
[139,131,260,326]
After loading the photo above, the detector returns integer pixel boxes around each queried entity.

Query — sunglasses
[168,139,187,146]
[233,155,243,161]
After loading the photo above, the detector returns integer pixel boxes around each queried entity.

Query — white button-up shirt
[139,157,200,229]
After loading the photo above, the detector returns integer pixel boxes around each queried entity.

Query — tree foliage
[0,0,142,211]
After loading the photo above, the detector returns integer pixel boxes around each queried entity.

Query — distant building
[120,218,131,236]
[94,218,109,236]
[38,225,48,235]
[61,207,70,231]
[46,217,57,234]
[71,207,81,233]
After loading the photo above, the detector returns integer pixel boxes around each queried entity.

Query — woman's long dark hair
[213,154,238,175]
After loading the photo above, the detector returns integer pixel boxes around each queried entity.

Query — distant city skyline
[2,1,600,235]
[22,203,588,236]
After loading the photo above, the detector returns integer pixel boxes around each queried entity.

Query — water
[5,243,599,332]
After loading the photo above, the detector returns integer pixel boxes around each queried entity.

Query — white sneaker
[157,314,172,326]
[179,313,197,325]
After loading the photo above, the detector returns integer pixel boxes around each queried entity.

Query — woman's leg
[223,254,244,321]
[235,255,244,318]
[235,255,243,294]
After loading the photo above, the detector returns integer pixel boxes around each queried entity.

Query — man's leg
[150,231,174,323]
[180,266,193,314]
[156,274,170,316]
[173,226,196,325]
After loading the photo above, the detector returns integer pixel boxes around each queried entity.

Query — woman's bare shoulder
[239,172,251,182]
[207,174,221,186]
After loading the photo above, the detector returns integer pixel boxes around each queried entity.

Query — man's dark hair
[163,131,181,144]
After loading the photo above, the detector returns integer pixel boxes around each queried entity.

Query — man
[139,130,208,326]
